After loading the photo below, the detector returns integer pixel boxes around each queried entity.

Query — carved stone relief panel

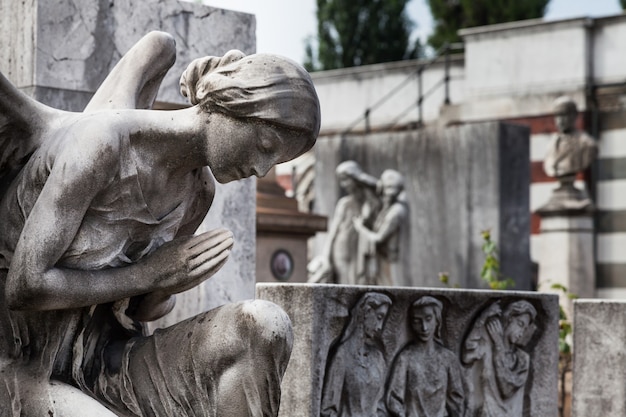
[256,284,559,417]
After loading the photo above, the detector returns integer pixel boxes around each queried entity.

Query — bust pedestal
[537,204,595,317]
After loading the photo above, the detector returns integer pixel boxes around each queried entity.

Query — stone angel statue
[0,31,320,416]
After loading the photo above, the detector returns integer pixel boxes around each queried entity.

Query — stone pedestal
[537,212,595,317]
[572,300,626,417]
[257,283,559,417]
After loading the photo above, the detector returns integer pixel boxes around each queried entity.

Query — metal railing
[341,42,464,136]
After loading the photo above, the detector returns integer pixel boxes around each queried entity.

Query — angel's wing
[0,70,60,196]
[0,31,177,199]
[84,31,177,112]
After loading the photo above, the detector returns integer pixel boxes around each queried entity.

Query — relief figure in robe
[386,296,465,417]
[320,292,392,417]
[462,300,538,417]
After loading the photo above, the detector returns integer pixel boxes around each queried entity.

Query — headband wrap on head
[180,50,321,142]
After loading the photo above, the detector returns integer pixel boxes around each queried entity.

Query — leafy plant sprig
[480,229,515,290]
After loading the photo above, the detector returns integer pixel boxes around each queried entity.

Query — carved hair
[503,300,537,323]
[410,296,443,343]
[180,50,320,156]
[335,160,378,188]
[380,169,404,190]
[340,292,392,344]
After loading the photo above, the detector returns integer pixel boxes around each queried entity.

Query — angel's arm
[127,168,218,322]
[6,141,230,311]
[354,204,406,244]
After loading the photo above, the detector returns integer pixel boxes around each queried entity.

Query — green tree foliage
[427,0,550,51]
[621,0,626,9]
[305,0,420,71]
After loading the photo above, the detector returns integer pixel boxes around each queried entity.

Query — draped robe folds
[320,340,387,417]
[386,343,465,417]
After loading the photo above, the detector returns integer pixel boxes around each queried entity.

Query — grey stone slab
[258,283,559,417]
[1,0,256,108]
[314,122,532,290]
[537,215,595,317]
[572,300,626,417]
[498,123,532,286]
[596,263,626,287]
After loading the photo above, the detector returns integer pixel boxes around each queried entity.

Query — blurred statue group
[309,161,409,287]
[0,32,320,416]
[321,292,538,417]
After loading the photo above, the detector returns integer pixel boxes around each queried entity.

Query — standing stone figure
[462,301,538,417]
[320,292,392,417]
[0,32,320,416]
[386,296,465,417]
[309,161,378,285]
[353,169,409,286]
[541,96,598,211]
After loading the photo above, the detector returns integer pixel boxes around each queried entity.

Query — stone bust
[0,31,320,416]
[540,96,597,211]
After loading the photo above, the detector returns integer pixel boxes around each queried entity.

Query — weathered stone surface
[1,0,258,320]
[257,283,559,417]
[155,178,258,327]
[313,122,531,289]
[0,0,256,109]
[572,300,626,417]
[0,21,320,416]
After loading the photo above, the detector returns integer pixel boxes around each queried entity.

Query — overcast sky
[201,0,623,64]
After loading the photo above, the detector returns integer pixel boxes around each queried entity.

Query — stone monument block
[0,0,256,110]
[572,300,626,417]
[537,215,595,318]
[314,122,531,289]
[257,283,559,417]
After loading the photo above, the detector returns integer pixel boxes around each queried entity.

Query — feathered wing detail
[85,31,177,112]
[0,70,59,196]
[0,31,177,199]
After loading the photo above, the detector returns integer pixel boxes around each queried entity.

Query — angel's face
[205,113,303,184]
